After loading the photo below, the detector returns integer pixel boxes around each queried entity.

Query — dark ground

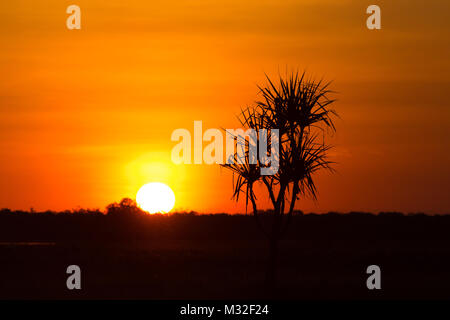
[0,210,449,300]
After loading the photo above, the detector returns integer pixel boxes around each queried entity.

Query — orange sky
[1,0,449,213]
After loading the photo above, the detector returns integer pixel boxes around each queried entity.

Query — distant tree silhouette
[106,198,145,216]
[222,71,337,290]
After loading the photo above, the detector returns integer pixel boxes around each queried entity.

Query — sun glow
[136,182,175,214]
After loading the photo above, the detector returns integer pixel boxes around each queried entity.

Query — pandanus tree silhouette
[222,71,338,290]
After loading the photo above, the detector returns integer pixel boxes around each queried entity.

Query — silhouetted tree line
[0,197,447,244]
[0,197,434,218]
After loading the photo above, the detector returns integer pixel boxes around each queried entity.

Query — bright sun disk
[136,182,175,214]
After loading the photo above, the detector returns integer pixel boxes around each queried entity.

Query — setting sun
[136,182,175,214]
